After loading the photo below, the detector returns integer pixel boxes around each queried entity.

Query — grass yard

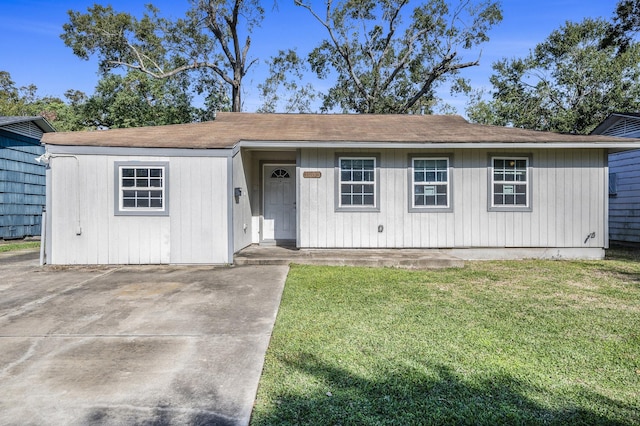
[251,252,640,425]
[0,241,40,253]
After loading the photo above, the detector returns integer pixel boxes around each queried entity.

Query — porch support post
[227,155,235,264]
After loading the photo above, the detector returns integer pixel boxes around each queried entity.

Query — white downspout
[39,208,46,266]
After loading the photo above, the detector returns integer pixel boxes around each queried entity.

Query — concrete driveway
[0,250,288,425]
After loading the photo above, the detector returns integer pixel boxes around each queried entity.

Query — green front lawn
[0,241,40,253]
[251,254,640,425]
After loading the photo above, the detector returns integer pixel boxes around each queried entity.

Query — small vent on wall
[3,122,44,140]
[602,118,640,137]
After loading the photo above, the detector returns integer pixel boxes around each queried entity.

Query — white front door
[263,165,296,241]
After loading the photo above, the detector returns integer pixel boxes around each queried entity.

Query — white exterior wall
[169,156,229,264]
[233,150,253,251]
[299,148,607,249]
[48,154,229,264]
[609,149,640,242]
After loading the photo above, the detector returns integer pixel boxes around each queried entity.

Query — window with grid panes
[412,158,449,208]
[339,157,376,207]
[116,163,168,215]
[491,157,529,208]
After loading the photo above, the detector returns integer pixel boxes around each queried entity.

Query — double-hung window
[489,156,531,211]
[115,162,169,216]
[411,157,451,211]
[337,156,378,210]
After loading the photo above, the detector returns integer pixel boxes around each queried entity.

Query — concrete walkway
[235,245,465,269]
[0,250,288,426]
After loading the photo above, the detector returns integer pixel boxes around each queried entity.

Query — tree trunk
[232,83,241,112]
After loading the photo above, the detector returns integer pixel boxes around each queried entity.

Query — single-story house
[591,113,640,244]
[1,116,55,239]
[40,113,640,264]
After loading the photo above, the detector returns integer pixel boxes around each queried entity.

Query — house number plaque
[303,171,322,178]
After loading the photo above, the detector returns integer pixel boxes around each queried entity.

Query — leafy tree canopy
[293,0,503,114]
[61,0,263,112]
[467,5,640,134]
[0,69,221,131]
[0,71,85,131]
[257,49,319,113]
[81,70,218,129]
[603,0,640,52]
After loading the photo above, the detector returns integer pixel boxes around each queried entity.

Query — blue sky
[0,0,617,114]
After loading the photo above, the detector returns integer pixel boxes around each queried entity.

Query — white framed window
[114,162,169,216]
[489,156,531,211]
[411,157,451,211]
[336,155,379,211]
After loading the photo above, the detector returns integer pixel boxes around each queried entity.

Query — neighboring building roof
[41,112,640,149]
[0,116,56,133]
[591,112,640,137]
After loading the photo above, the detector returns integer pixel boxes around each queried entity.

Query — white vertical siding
[49,155,171,264]
[299,148,606,249]
[49,154,229,265]
[170,156,228,264]
[233,151,253,252]
[49,156,83,264]
[107,156,171,264]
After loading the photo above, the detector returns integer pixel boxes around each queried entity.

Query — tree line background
[1,0,639,135]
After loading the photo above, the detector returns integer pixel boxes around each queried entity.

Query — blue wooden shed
[592,113,640,244]
[0,116,55,239]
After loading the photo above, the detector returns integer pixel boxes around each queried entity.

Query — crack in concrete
[0,338,41,379]
[0,267,121,321]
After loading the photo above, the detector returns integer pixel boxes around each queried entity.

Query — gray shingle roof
[41,113,639,149]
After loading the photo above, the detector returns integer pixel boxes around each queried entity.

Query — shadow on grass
[252,352,634,426]
[600,247,640,285]
[606,246,640,263]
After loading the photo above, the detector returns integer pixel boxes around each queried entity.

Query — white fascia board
[45,144,234,157]
[236,140,640,150]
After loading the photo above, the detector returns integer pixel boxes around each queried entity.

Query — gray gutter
[45,145,234,157]
[236,140,640,152]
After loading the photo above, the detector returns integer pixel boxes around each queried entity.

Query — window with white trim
[339,157,376,208]
[115,162,169,216]
[412,157,450,209]
[490,157,529,209]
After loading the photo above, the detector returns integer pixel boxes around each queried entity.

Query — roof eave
[591,112,640,135]
[237,140,640,150]
[0,116,56,133]
[33,117,56,133]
